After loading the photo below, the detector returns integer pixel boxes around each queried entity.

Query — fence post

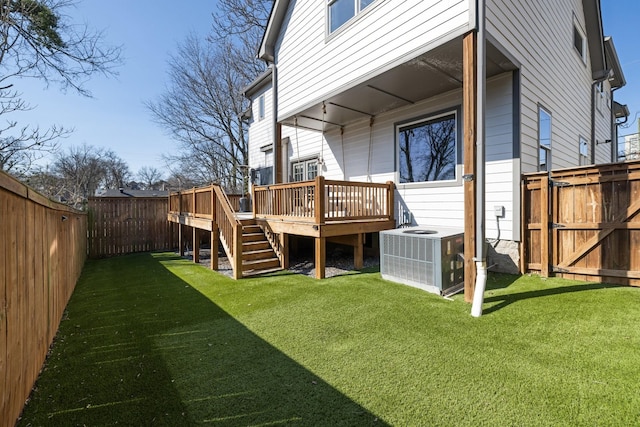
[540,174,550,277]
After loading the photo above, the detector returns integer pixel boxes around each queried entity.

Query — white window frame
[395,108,461,188]
[538,105,552,172]
[258,95,265,121]
[327,0,376,35]
[573,15,587,64]
[291,158,319,182]
[579,136,589,166]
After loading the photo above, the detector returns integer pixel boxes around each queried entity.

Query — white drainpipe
[471,0,487,318]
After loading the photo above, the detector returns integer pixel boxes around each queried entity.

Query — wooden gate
[522,161,640,286]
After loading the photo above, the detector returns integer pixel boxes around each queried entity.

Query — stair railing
[211,185,243,279]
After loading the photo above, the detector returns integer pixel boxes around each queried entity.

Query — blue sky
[10,1,640,177]
[15,1,217,176]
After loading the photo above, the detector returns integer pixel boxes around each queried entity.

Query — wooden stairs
[240,219,281,276]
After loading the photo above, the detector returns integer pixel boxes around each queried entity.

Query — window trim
[290,156,320,182]
[395,106,462,189]
[327,0,378,37]
[258,94,265,121]
[538,104,552,172]
[572,15,587,64]
[579,136,589,166]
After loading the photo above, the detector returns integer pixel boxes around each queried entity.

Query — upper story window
[398,110,458,184]
[573,16,586,63]
[258,95,265,121]
[328,0,375,34]
[538,106,552,172]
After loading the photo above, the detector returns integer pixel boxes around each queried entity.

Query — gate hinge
[551,180,571,187]
[552,266,570,274]
[551,223,565,229]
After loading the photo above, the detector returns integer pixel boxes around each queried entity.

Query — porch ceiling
[282,37,517,131]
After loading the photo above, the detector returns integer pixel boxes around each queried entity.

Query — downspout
[590,70,610,164]
[271,62,278,184]
[471,0,487,317]
[610,86,622,162]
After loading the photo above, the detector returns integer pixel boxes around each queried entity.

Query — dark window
[539,106,552,171]
[398,112,457,183]
[328,0,375,33]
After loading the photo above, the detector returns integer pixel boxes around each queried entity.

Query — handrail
[169,184,243,279]
[252,176,394,224]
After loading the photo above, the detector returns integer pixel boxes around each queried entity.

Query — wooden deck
[168,177,395,279]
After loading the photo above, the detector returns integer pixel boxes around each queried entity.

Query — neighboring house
[622,133,640,161]
[243,0,626,279]
[95,188,169,198]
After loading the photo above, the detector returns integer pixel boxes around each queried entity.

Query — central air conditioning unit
[380,227,464,296]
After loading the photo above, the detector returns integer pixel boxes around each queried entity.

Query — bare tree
[137,165,163,190]
[0,0,122,176]
[148,0,270,192]
[49,144,129,209]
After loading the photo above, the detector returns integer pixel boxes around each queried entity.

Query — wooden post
[178,223,184,257]
[541,173,550,277]
[386,181,395,221]
[211,185,216,223]
[315,236,326,279]
[193,227,200,263]
[275,123,283,183]
[463,31,477,303]
[232,224,243,280]
[354,233,364,270]
[281,232,289,269]
[315,175,326,225]
[192,187,196,215]
[211,226,218,270]
[519,177,526,274]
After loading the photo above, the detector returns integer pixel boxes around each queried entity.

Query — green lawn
[18,252,640,426]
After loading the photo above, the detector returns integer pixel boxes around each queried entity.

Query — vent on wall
[380,227,464,296]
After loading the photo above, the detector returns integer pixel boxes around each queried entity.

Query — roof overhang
[604,36,626,89]
[582,0,607,79]
[613,101,630,119]
[242,67,273,99]
[280,36,518,131]
[259,0,290,62]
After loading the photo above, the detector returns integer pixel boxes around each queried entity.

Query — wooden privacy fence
[522,161,640,286]
[1,171,87,426]
[88,197,172,258]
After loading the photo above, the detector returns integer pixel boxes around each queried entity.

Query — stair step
[242,249,276,261]
[243,224,262,234]
[242,241,271,251]
[243,232,267,242]
[242,258,281,272]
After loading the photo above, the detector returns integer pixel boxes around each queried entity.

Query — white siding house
[244,0,626,274]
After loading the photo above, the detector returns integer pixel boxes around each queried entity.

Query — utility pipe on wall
[471,0,487,318]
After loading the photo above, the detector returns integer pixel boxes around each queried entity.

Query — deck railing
[168,185,243,278]
[252,176,394,224]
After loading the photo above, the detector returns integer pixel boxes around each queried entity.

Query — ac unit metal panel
[380,227,464,296]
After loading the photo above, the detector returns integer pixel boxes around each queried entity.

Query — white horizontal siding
[248,86,273,169]
[311,73,515,238]
[276,0,472,119]
[487,0,601,172]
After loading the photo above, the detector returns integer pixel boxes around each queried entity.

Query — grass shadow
[18,253,386,426]
[482,280,623,315]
